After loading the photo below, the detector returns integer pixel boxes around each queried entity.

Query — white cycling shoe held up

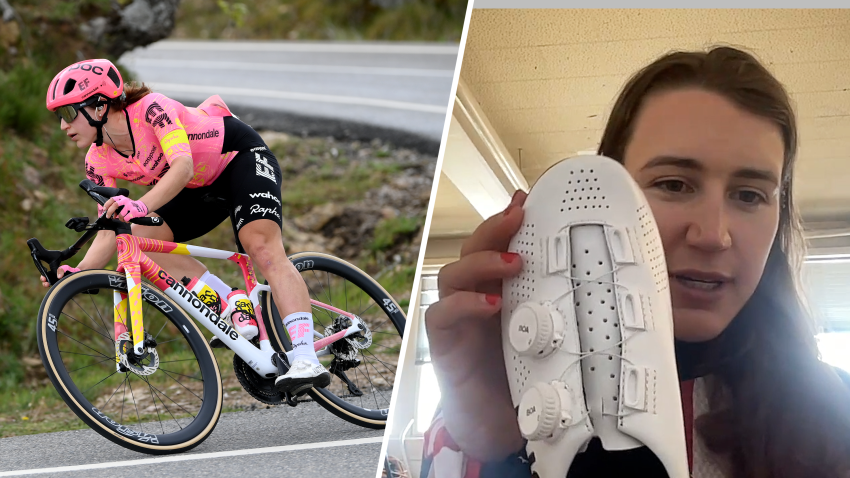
[502,155,689,478]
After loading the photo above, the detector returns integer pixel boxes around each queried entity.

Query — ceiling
[428,9,850,256]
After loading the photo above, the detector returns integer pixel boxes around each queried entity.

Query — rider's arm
[137,155,193,212]
[76,229,117,270]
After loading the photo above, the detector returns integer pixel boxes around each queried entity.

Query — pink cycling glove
[58,265,80,276]
[111,195,149,221]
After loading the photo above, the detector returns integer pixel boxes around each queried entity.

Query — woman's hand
[424,190,528,462]
[40,265,81,288]
[103,196,148,222]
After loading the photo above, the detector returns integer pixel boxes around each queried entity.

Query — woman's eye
[654,179,691,193]
[735,189,766,205]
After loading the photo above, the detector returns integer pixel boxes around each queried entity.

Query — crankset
[233,353,310,407]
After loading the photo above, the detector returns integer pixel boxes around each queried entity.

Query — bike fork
[113,291,129,373]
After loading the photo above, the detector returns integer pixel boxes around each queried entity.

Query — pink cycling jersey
[84,93,238,215]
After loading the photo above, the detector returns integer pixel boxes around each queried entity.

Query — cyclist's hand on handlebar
[40,265,81,288]
[104,196,148,222]
[423,190,527,462]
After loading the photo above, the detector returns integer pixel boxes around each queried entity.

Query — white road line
[123,58,455,78]
[150,82,448,114]
[144,40,458,55]
[0,436,383,476]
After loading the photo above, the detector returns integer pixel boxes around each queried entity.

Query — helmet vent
[63,79,77,95]
[107,67,120,88]
[51,79,59,100]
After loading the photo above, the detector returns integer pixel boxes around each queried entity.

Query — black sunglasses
[54,97,104,124]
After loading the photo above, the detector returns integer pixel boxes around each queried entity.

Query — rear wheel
[262,252,405,429]
[37,270,223,454]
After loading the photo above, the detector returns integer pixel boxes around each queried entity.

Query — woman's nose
[684,193,732,252]
[60,118,69,130]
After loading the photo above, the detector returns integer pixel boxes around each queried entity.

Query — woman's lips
[668,270,732,308]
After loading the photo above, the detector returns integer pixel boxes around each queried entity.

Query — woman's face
[59,105,99,149]
[623,88,785,342]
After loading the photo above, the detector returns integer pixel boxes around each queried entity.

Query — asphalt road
[0,400,384,478]
[119,40,459,143]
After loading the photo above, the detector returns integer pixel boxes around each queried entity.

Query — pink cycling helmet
[46,59,126,146]
[46,59,124,110]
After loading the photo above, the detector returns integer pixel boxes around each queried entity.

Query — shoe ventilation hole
[638,204,668,294]
[562,170,608,212]
[508,223,536,304]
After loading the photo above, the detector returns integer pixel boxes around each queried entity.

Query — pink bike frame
[113,234,362,377]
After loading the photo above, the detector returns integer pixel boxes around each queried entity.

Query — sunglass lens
[56,105,77,123]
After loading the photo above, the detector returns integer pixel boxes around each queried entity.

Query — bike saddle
[502,155,689,478]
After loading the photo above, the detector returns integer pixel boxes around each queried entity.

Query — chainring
[233,354,287,406]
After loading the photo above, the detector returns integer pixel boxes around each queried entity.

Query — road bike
[28,179,405,454]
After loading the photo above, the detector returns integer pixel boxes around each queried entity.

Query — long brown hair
[598,46,850,478]
[110,81,152,110]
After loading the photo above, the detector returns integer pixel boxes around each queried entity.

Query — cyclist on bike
[40,58,331,394]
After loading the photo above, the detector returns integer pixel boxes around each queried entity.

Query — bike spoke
[140,375,166,435]
[61,310,113,345]
[161,370,204,402]
[143,379,183,431]
[81,369,120,396]
[357,355,384,410]
[157,368,203,382]
[102,374,130,409]
[57,329,112,361]
[70,296,112,343]
[120,374,129,424]
[127,377,144,433]
[145,380,197,420]
[68,356,116,374]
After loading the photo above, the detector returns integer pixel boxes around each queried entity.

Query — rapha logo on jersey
[145,102,172,128]
[157,270,239,341]
[250,204,281,220]
[383,298,398,314]
[248,191,281,206]
[255,153,277,184]
[187,129,220,141]
[236,218,244,230]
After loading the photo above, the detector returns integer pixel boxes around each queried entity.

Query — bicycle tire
[262,252,406,429]
[37,270,223,454]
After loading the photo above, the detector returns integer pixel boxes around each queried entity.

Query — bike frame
[113,234,366,378]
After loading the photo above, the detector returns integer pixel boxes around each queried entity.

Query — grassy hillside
[173,0,468,42]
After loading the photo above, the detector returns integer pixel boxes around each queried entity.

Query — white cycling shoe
[274,359,332,395]
[502,155,689,478]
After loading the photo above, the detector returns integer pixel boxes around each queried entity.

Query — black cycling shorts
[154,117,283,244]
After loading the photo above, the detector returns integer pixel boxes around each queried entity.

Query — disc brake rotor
[116,332,159,376]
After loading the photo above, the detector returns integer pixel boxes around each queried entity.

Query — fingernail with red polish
[485,294,500,306]
[501,252,519,264]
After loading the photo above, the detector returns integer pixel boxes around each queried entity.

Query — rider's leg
[237,219,315,356]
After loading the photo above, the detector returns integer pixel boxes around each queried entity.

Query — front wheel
[36,270,223,454]
[262,252,406,429]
